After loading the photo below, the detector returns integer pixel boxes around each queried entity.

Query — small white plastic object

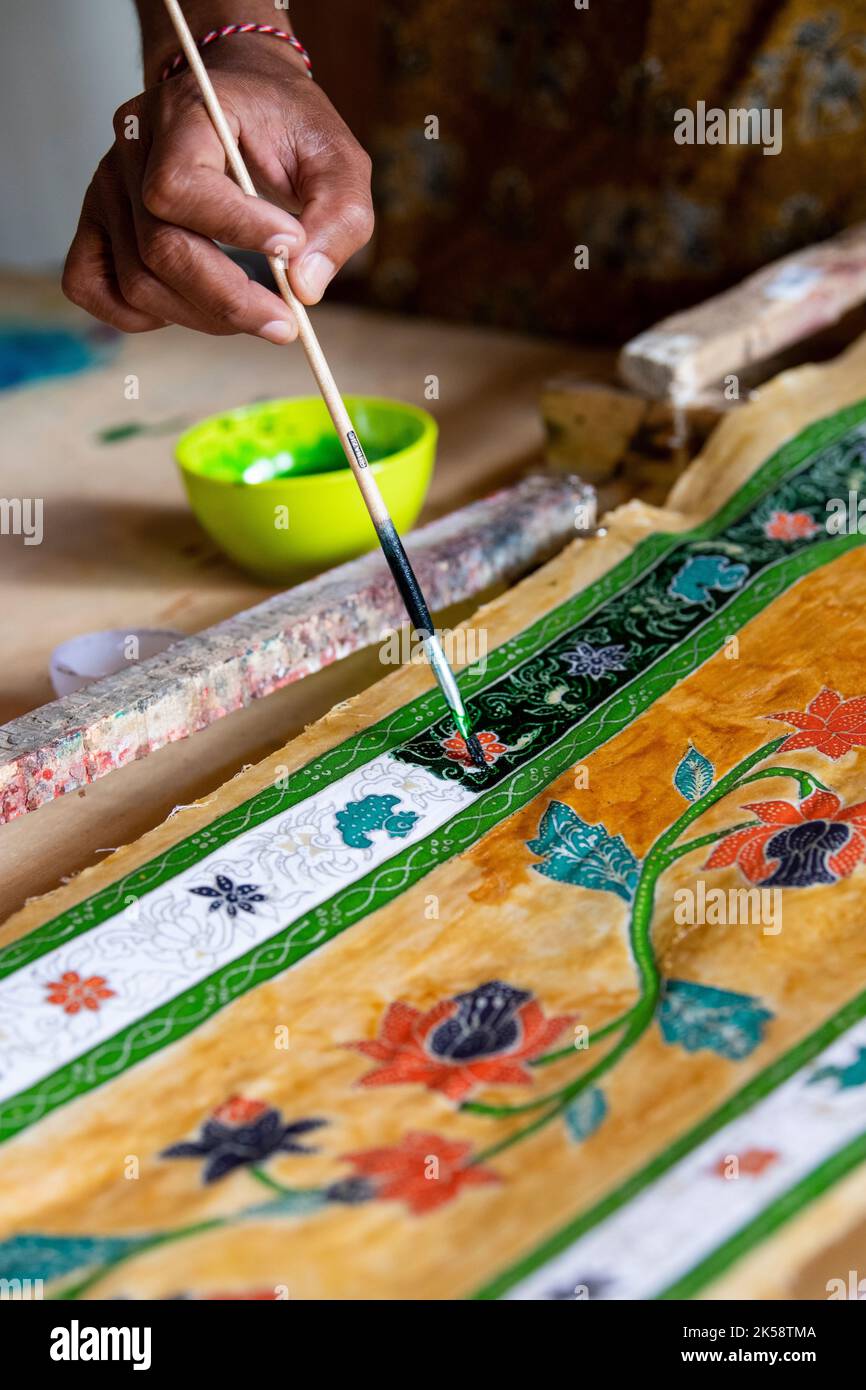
[49,628,183,698]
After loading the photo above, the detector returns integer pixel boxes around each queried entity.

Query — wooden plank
[0,473,593,822]
[619,222,866,400]
[541,375,725,502]
[541,376,648,482]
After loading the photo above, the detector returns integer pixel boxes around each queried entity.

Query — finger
[107,186,294,340]
[62,194,164,333]
[101,182,238,334]
[289,141,374,305]
[141,101,305,257]
[131,200,299,342]
[114,100,298,340]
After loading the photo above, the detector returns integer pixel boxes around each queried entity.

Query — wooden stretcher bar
[619,222,866,400]
[0,472,593,823]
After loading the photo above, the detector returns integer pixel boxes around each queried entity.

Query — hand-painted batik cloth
[2,342,866,1301]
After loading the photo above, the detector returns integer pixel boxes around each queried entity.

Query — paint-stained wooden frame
[0,474,591,822]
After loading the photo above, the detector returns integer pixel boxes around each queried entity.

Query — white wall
[0,0,141,270]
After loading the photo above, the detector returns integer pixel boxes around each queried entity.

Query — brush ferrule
[421,632,462,713]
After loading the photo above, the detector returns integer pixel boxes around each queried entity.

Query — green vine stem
[734,765,829,797]
[528,818,762,1071]
[54,740,830,1287]
[530,1001,642,1068]
[248,1166,292,1195]
[467,737,811,1148]
[55,1169,322,1300]
[57,1218,225,1300]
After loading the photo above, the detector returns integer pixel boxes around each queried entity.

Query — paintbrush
[161,0,487,770]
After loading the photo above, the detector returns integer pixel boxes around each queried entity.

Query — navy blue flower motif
[325,1176,377,1205]
[189,873,266,917]
[762,820,850,887]
[560,641,629,679]
[546,1273,614,1300]
[428,981,531,1061]
[705,788,866,886]
[346,980,574,1101]
[162,1096,325,1184]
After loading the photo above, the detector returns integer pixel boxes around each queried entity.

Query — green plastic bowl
[175,395,437,582]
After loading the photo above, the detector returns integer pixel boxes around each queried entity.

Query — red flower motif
[442,730,506,768]
[705,789,866,883]
[212,1095,269,1125]
[45,971,115,1014]
[341,1131,500,1214]
[763,510,820,541]
[765,687,866,760]
[346,982,575,1102]
[714,1148,779,1177]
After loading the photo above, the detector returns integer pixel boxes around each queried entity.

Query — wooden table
[0,273,613,917]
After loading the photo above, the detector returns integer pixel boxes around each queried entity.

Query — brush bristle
[465,733,488,770]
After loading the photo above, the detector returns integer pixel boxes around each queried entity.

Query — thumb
[289,141,374,304]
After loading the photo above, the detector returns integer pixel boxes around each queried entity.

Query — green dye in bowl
[240,434,393,484]
[175,395,437,582]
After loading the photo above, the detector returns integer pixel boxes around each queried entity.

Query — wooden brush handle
[159,1,483,753]
[161,0,391,528]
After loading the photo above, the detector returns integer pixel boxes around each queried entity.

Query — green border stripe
[1,531,862,1141]
[3,398,864,980]
[658,1131,866,1299]
[471,985,866,1299]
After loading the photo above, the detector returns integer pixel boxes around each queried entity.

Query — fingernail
[297,251,335,302]
[258,319,296,345]
[263,230,303,259]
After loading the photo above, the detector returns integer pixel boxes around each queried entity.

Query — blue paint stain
[0,323,117,391]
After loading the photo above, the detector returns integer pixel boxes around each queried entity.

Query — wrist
[138,5,308,87]
[153,33,310,89]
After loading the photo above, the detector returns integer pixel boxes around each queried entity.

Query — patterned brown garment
[303,1,866,340]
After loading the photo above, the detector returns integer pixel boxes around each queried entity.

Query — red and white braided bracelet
[159,23,312,83]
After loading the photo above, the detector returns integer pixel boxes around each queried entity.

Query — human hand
[62,40,373,342]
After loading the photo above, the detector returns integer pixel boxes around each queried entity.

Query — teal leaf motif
[674,745,714,801]
[659,980,773,1060]
[668,554,749,606]
[564,1088,608,1142]
[384,809,418,838]
[526,801,639,903]
[810,1045,866,1090]
[0,1233,149,1284]
[244,1190,330,1219]
[335,794,420,850]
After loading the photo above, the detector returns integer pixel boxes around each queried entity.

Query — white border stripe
[0,755,476,1103]
[506,1019,866,1299]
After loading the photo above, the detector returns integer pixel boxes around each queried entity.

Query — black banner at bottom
[8,1296,860,1374]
